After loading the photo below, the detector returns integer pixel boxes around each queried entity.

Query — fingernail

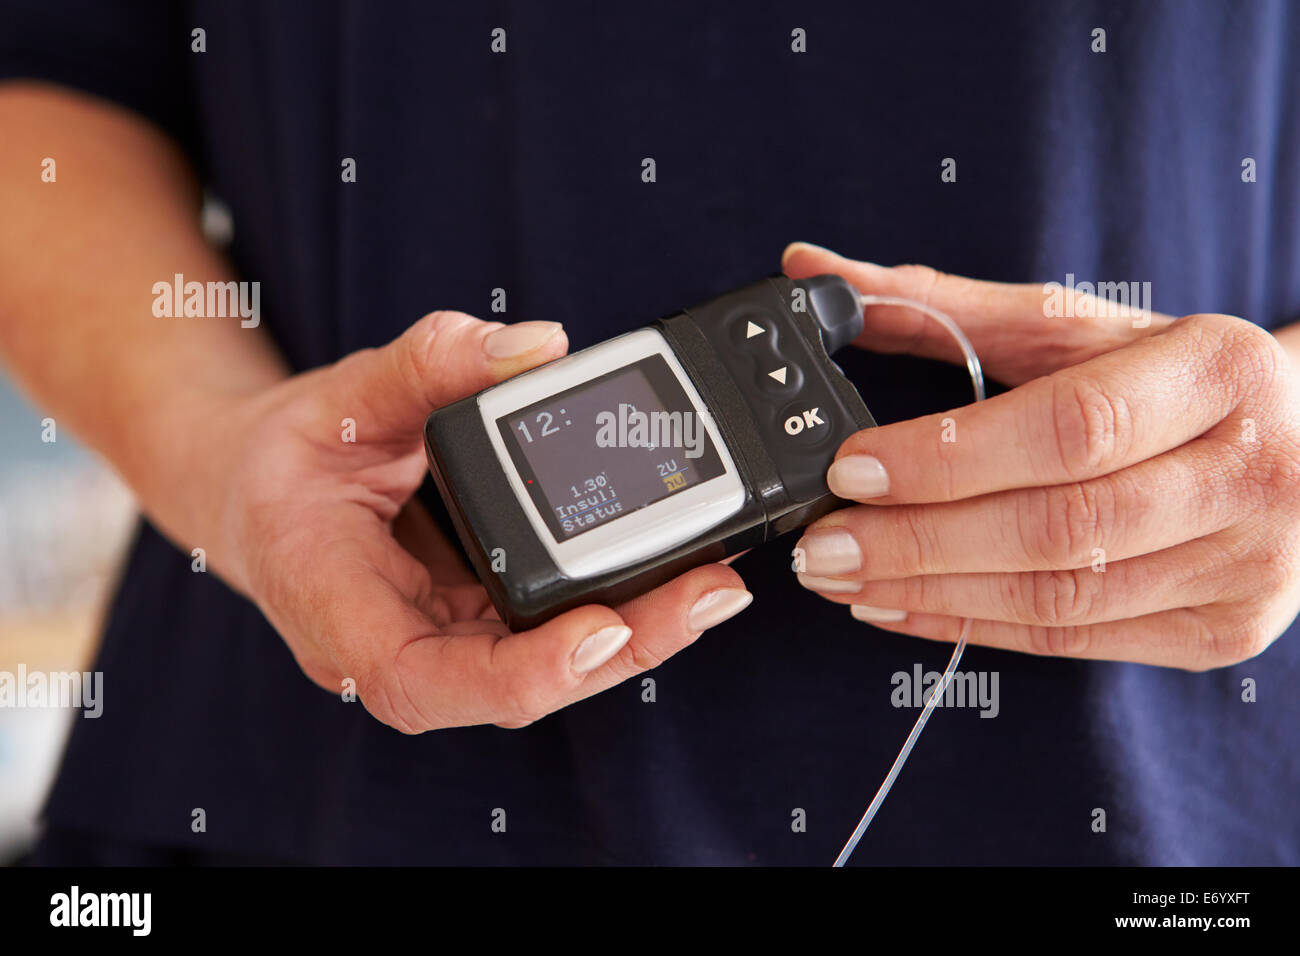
[484,320,563,359]
[782,241,836,267]
[851,605,908,623]
[571,624,632,674]
[827,455,890,499]
[687,587,753,633]
[796,574,861,595]
[793,528,861,575]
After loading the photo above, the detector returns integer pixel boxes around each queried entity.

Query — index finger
[829,315,1251,505]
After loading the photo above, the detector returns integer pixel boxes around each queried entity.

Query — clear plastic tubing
[832,293,987,868]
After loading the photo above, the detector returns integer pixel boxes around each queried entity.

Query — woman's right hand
[179,310,752,732]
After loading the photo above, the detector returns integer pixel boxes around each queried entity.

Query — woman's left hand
[783,242,1300,669]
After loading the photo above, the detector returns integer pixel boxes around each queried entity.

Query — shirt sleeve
[0,0,200,161]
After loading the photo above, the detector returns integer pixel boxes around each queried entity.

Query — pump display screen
[496,355,727,541]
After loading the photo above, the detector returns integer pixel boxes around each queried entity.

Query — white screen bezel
[478,328,746,580]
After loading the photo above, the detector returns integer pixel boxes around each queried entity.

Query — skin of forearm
[0,82,287,552]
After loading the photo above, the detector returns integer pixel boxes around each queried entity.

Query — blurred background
[0,375,135,863]
[0,195,230,864]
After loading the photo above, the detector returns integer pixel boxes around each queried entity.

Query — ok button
[782,404,828,438]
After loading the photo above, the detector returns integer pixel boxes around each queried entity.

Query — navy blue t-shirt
[5,0,1299,864]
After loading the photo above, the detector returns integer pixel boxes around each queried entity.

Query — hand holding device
[784,242,1300,672]
[187,310,749,733]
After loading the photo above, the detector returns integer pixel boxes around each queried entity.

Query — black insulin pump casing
[424,274,876,630]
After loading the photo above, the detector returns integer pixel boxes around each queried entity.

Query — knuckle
[397,309,490,406]
[402,310,456,389]
[1022,482,1106,568]
[1048,376,1132,479]
[371,654,434,735]
[1220,314,1288,383]
[1025,569,1091,626]
[884,264,948,354]
[1177,312,1238,353]
[1244,438,1300,515]
[1183,314,1287,399]
[893,264,945,306]
[910,574,938,611]
[408,310,468,363]
[1207,613,1275,668]
[627,640,670,673]
[1246,547,1298,599]
[494,671,551,728]
[1022,622,1093,659]
[934,446,962,502]
[894,507,943,575]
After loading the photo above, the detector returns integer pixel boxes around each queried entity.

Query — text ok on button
[783,405,826,436]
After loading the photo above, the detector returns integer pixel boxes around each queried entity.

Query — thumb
[329,310,567,442]
[781,242,1171,385]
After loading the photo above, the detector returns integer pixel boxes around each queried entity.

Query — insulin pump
[424,274,876,630]
[426,274,987,866]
